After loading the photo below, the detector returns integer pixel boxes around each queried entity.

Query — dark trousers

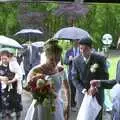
[95,90,104,120]
[69,79,76,107]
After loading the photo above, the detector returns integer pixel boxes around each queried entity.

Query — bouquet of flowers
[25,72,56,112]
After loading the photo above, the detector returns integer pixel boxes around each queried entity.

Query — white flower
[90,63,99,73]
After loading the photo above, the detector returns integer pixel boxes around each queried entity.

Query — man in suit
[64,40,80,110]
[23,45,40,78]
[71,37,109,120]
[90,60,120,120]
[90,57,120,90]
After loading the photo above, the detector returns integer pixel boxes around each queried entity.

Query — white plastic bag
[77,93,101,120]
[111,83,120,100]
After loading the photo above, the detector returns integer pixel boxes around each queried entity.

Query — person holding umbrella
[64,40,80,111]
[22,44,41,80]
[0,48,23,120]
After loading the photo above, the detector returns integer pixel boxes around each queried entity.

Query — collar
[83,55,91,64]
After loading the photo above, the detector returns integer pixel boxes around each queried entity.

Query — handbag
[77,93,101,120]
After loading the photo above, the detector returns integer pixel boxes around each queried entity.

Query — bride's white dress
[25,70,66,120]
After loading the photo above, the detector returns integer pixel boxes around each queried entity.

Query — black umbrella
[14,29,43,43]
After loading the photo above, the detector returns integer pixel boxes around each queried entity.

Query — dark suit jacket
[100,60,120,89]
[64,47,80,80]
[72,52,109,105]
[23,45,40,75]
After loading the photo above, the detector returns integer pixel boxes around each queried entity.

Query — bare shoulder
[27,64,47,82]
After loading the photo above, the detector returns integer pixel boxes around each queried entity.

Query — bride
[25,39,71,120]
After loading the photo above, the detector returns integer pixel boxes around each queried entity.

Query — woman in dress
[25,39,71,120]
[0,48,23,120]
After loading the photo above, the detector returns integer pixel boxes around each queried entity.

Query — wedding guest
[90,59,120,120]
[0,48,23,120]
[22,45,40,78]
[71,37,109,120]
[25,39,71,120]
[64,40,80,111]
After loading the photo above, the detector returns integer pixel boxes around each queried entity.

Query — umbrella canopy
[0,47,16,54]
[32,41,45,48]
[14,29,43,42]
[15,29,43,35]
[53,26,90,40]
[0,35,22,48]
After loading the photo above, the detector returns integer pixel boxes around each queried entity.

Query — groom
[71,37,109,120]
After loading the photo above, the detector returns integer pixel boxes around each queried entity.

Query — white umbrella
[15,29,43,43]
[32,41,44,48]
[15,29,43,35]
[0,35,22,48]
[53,26,90,40]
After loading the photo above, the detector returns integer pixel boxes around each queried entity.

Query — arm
[63,79,71,120]
[62,70,71,120]
[71,59,84,92]
[64,50,73,65]
[90,79,116,89]
[89,79,116,96]
[8,60,23,84]
[0,76,8,81]
[101,80,116,89]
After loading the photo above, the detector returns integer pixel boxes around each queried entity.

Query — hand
[88,86,98,96]
[90,80,101,88]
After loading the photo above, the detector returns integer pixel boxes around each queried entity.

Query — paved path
[21,90,78,120]
[21,90,112,120]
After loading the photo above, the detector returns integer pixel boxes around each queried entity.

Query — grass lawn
[108,56,120,79]
[104,56,120,111]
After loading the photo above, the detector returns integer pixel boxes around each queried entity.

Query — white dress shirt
[9,57,23,94]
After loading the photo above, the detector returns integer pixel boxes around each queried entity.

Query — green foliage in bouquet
[26,73,57,113]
